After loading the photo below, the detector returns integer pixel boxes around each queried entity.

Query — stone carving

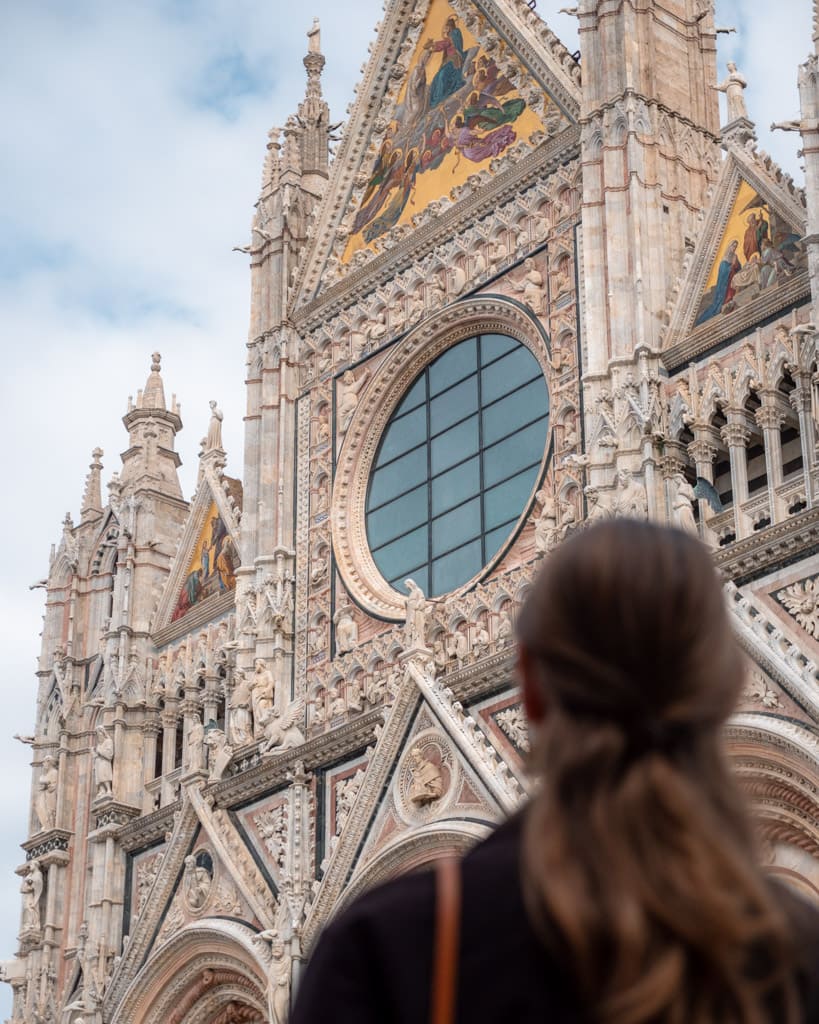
[404,578,429,650]
[329,688,346,719]
[254,805,287,869]
[333,606,358,653]
[20,861,43,932]
[533,489,558,554]
[334,768,365,835]
[252,930,291,1024]
[205,728,233,781]
[513,257,546,314]
[206,400,223,451]
[742,671,783,709]
[93,726,114,800]
[496,610,514,649]
[34,755,58,833]
[134,853,162,920]
[338,368,371,433]
[670,473,697,534]
[228,669,254,746]
[446,627,469,669]
[259,702,306,754]
[612,468,648,519]
[776,576,819,639]
[713,61,748,122]
[183,852,213,911]
[251,659,277,738]
[310,548,329,586]
[496,704,529,753]
[186,717,205,772]
[407,746,444,806]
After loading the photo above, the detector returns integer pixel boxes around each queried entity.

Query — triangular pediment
[152,464,243,640]
[293,0,580,309]
[663,146,808,351]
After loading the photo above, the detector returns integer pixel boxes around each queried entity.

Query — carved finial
[80,447,105,522]
[142,351,167,410]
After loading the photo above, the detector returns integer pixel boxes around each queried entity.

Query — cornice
[714,506,819,586]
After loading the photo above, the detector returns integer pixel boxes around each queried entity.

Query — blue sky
[0,1,811,1017]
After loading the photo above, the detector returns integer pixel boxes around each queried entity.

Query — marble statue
[403,578,429,650]
[93,726,114,800]
[20,861,43,932]
[34,755,58,833]
[333,607,359,653]
[713,61,748,122]
[205,729,233,782]
[186,718,205,771]
[259,705,306,754]
[671,473,698,534]
[514,257,546,314]
[338,369,371,433]
[206,400,223,451]
[251,659,276,739]
[183,855,212,911]
[228,669,254,746]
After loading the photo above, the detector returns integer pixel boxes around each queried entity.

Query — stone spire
[299,17,330,182]
[80,447,104,523]
[799,9,819,326]
[120,352,183,496]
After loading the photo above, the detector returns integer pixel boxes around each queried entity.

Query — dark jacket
[291,814,819,1023]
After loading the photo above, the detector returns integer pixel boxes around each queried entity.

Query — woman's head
[517,520,797,1024]
[516,519,744,757]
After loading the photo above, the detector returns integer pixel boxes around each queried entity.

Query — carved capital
[754,404,787,432]
[687,439,719,465]
[720,422,752,449]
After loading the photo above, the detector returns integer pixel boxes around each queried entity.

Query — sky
[0,0,812,1016]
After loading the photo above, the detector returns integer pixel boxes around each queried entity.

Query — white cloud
[0,2,810,1017]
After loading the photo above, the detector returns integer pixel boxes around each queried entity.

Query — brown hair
[516,520,798,1024]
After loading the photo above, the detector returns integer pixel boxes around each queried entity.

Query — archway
[113,919,269,1024]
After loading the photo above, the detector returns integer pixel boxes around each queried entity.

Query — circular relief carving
[332,296,552,619]
[395,730,460,825]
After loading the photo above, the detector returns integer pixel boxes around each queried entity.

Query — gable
[293,0,580,310]
[342,0,554,261]
[152,465,243,641]
[171,501,236,622]
[693,178,805,329]
[662,146,808,356]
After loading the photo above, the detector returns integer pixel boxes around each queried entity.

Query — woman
[291,521,819,1023]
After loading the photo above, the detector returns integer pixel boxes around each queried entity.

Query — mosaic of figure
[172,503,237,621]
[695,181,805,326]
[344,0,549,256]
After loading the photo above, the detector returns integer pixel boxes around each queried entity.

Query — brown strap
[430,858,461,1024]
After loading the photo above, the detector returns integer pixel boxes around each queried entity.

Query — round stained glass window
[365,333,550,598]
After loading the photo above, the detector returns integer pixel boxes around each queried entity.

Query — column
[790,372,815,506]
[720,414,753,539]
[755,395,787,522]
[688,427,720,545]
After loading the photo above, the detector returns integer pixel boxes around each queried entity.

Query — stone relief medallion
[183,848,215,914]
[395,729,459,825]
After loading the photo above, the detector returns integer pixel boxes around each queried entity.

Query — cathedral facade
[5,2,819,1021]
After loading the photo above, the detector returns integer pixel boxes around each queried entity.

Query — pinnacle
[142,351,167,411]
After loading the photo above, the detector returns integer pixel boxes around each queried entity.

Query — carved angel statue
[670,473,698,535]
[776,578,819,639]
[93,725,114,799]
[259,701,306,755]
[34,754,59,832]
[404,578,429,650]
